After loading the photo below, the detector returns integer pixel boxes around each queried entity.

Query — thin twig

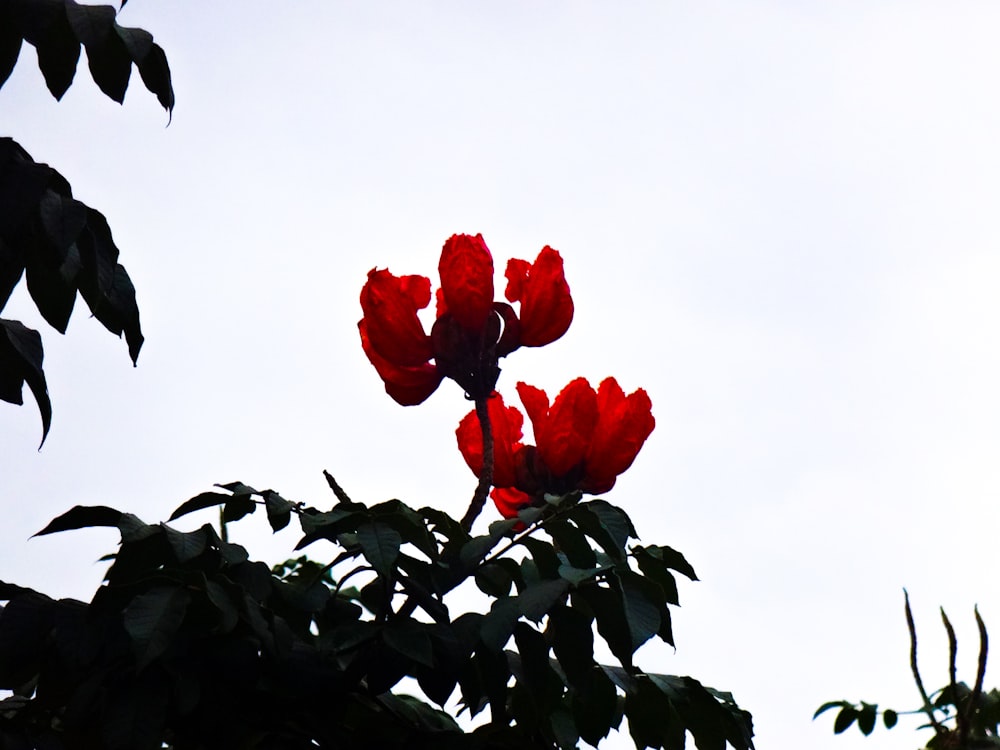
[960,605,990,746]
[460,396,493,531]
[942,608,958,699]
[906,590,947,735]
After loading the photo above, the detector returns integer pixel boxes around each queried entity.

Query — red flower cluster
[359,234,573,405]
[456,378,655,518]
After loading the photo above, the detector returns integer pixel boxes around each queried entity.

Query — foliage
[0,480,753,749]
[816,591,999,749]
[0,0,173,444]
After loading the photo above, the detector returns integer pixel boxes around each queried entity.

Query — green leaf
[616,572,661,652]
[557,563,610,587]
[357,521,401,579]
[519,536,561,579]
[568,502,633,561]
[883,708,898,728]
[546,519,597,568]
[34,504,122,535]
[122,586,191,669]
[517,578,570,622]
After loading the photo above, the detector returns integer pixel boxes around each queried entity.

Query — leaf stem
[460,396,493,531]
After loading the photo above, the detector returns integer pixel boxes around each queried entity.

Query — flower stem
[460,396,493,531]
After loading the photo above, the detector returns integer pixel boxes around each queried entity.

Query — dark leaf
[579,584,634,668]
[883,708,898,729]
[383,621,434,668]
[0,237,26,310]
[617,571,662,651]
[263,490,293,532]
[480,597,519,652]
[18,0,81,99]
[572,667,621,746]
[132,40,173,114]
[34,504,121,535]
[0,319,50,445]
[857,702,877,735]
[519,536,561,579]
[357,521,401,580]
[548,604,595,687]
[162,524,208,563]
[833,706,857,734]
[546,519,597,569]
[0,8,22,91]
[222,494,256,523]
[813,701,849,719]
[475,561,513,598]
[646,544,699,581]
[518,578,570,622]
[512,621,560,715]
[217,481,259,495]
[122,585,191,669]
[168,491,232,521]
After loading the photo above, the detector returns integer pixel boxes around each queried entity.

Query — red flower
[360,234,573,405]
[456,378,655,510]
[505,247,574,348]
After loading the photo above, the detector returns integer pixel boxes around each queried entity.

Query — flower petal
[583,378,655,491]
[455,392,524,488]
[360,320,442,405]
[491,487,532,519]
[524,378,598,477]
[504,247,573,347]
[359,268,433,366]
[438,233,495,332]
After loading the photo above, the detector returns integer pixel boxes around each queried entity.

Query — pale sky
[3,3,1000,748]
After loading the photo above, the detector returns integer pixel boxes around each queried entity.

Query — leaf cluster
[1,0,173,444]
[0,481,754,750]
[817,593,1000,749]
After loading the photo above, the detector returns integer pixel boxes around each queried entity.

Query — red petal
[455,393,524,487]
[515,382,550,436]
[491,487,532,519]
[438,234,495,332]
[359,268,433,366]
[523,378,598,477]
[504,247,573,347]
[360,320,442,405]
[583,378,655,491]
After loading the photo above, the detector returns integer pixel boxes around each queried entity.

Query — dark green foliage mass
[0,481,754,749]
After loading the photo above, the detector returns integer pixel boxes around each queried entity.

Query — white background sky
[3,2,1000,748]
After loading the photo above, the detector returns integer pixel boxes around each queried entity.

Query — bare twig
[959,605,990,747]
[906,590,947,735]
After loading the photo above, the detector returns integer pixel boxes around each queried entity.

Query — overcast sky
[3,2,1000,748]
